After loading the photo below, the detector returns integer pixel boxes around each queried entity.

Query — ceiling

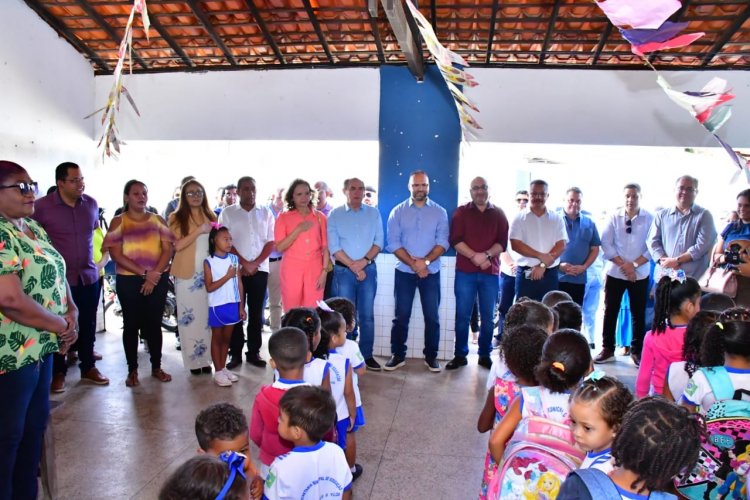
[23,0,750,75]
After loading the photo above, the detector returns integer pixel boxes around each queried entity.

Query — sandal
[151,369,172,383]
[125,371,139,387]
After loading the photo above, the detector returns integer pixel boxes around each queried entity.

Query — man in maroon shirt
[446,177,509,370]
[33,162,109,392]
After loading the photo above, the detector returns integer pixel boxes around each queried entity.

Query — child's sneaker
[214,370,232,387]
[222,368,239,383]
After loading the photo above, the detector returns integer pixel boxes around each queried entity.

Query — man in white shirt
[219,176,275,368]
[508,180,568,302]
[595,183,653,366]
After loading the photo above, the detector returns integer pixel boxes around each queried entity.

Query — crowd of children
[159,222,750,500]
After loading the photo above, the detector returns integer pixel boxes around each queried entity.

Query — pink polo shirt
[274,209,327,261]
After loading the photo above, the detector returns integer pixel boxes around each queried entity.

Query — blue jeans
[497,272,516,338]
[53,279,101,375]
[515,266,559,303]
[332,264,377,358]
[391,269,441,360]
[454,271,499,358]
[0,354,52,500]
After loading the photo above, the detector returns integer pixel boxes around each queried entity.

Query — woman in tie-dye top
[104,180,174,388]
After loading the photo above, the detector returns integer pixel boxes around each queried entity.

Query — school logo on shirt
[300,476,346,498]
[265,470,277,488]
[329,364,342,383]
[685,379,698,396]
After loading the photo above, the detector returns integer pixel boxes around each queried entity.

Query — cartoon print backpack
[675,367,750,499]
[487,387,585,500]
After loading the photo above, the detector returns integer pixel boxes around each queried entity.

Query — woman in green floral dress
[0,160,78,499]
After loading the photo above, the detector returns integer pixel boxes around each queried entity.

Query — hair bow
[585,370,606,382]
[210,222,223,230]
[215,451,247,500]
[657,267,686,284]
[317,300,334,312]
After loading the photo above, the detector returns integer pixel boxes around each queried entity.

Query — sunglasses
[185,189,204,198]
[625,219,632,234]
[0,181,39,196]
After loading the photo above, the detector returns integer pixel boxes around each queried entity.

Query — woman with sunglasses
[104,180,174,387]
[168,179,216,375]
[595,183,654,366]
[0,161,78,499]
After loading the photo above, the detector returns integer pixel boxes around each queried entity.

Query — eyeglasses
[0,182,39,196]
[625,219,632,234]
[185,189,204,198]
[471,184,488,192]
[64,177,84,184]
[677,187,696,193]
[516,198,529,203]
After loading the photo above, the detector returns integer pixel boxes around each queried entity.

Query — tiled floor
[48,314,637,500]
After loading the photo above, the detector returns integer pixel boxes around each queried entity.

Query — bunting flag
[404,0,481,139]
[85,0,150,159]
[592,0,745,182]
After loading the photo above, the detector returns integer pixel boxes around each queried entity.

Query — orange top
[274,209,327,262]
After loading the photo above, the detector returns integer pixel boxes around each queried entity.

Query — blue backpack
[570,468,675,499]
[675,367,750,499]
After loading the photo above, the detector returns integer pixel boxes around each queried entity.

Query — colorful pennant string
[85,0,150,159]
[404,0,481,139]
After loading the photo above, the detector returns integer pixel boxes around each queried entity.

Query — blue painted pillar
[378,65,461,236]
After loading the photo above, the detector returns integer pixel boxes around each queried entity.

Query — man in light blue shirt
[647,175,717,280]
[557,187,601,306]
[327,178,384,370]
[384,170,449,372]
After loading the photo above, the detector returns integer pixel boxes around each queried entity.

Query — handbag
[699,263,738,298]
[315,211,333,272]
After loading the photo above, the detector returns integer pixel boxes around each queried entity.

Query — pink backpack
[487,387,584,500]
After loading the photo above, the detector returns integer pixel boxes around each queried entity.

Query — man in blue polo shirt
[327,178,384,371]
[384,170,449,372]
[557,187,601,306]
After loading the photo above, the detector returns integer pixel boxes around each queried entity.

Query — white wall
[466,68,750,148]
[94,69,381,141]
[0,0,96,181]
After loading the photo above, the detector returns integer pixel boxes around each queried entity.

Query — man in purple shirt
[447,177,509,370]
[33,162,109,392]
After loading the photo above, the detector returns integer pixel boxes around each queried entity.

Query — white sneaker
[214,371,232,387]
[222,368,239,383]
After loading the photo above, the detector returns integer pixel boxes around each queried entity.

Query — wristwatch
[539,263,547,269]
[424,259,431,266]
[485,252,492,261]
[633,261,641,268]
[364,256,372,265]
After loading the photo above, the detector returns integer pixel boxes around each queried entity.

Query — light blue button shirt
[386,198,450,274]
[327,203,384,259]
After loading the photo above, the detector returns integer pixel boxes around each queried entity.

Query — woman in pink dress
[274,179,330,310]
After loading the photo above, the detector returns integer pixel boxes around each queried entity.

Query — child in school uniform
[264,385,353,500]
[281,307,331,391]
[249,327,310,479]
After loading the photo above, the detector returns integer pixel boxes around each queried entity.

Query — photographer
[713,188,750,307]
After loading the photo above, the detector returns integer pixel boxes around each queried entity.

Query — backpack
[569,468,675,499]
[487,387,585,500]
[675,367,750,499]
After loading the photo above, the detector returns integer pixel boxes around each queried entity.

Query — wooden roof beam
[301,0,335,63]
[23,0,110,72]
[243,0,287,65]
[365,4,386,63]
[484,0,501,64]
[76,0,149,70]
[184,0,238,65]
[591,23,612,65]
[701,4,750,66]
[539,0,562,64]
[381,0,424,80]
[148,13,195,68]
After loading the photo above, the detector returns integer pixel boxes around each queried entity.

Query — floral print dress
[0,217,67,374]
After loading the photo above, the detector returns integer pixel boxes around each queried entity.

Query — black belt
[519,265,558,272]
[269,257,282,262]
[335,260,372,268]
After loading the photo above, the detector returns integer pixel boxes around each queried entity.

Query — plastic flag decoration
[85,0,150,159]
[404,0,481,139]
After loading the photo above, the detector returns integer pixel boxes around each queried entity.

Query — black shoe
[201,366,212,374]
[246,355,267,368]
[365,357,382,371]
[631,352,641,367]
[445,356,468,370]
[383,355,406,371]
[424,358,441,372]
[478,356,493,369]
[226,357,242,370]
[190,368,202,376]
[351,463,363,482]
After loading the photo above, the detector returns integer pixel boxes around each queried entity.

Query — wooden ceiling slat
[301,0,335,63]
[76,0,150,69]
[484,0,500,64]
[148,12,195,67]
[242,0,287,64]
[538,0,562,64]
[701,4,750,65]
[184,0,238,65]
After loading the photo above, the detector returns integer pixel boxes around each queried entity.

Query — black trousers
[53,279,100,375]
[117,274,169,372]
[559,282,585,306]
[601,275,650,355]
[230,272,269,360]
